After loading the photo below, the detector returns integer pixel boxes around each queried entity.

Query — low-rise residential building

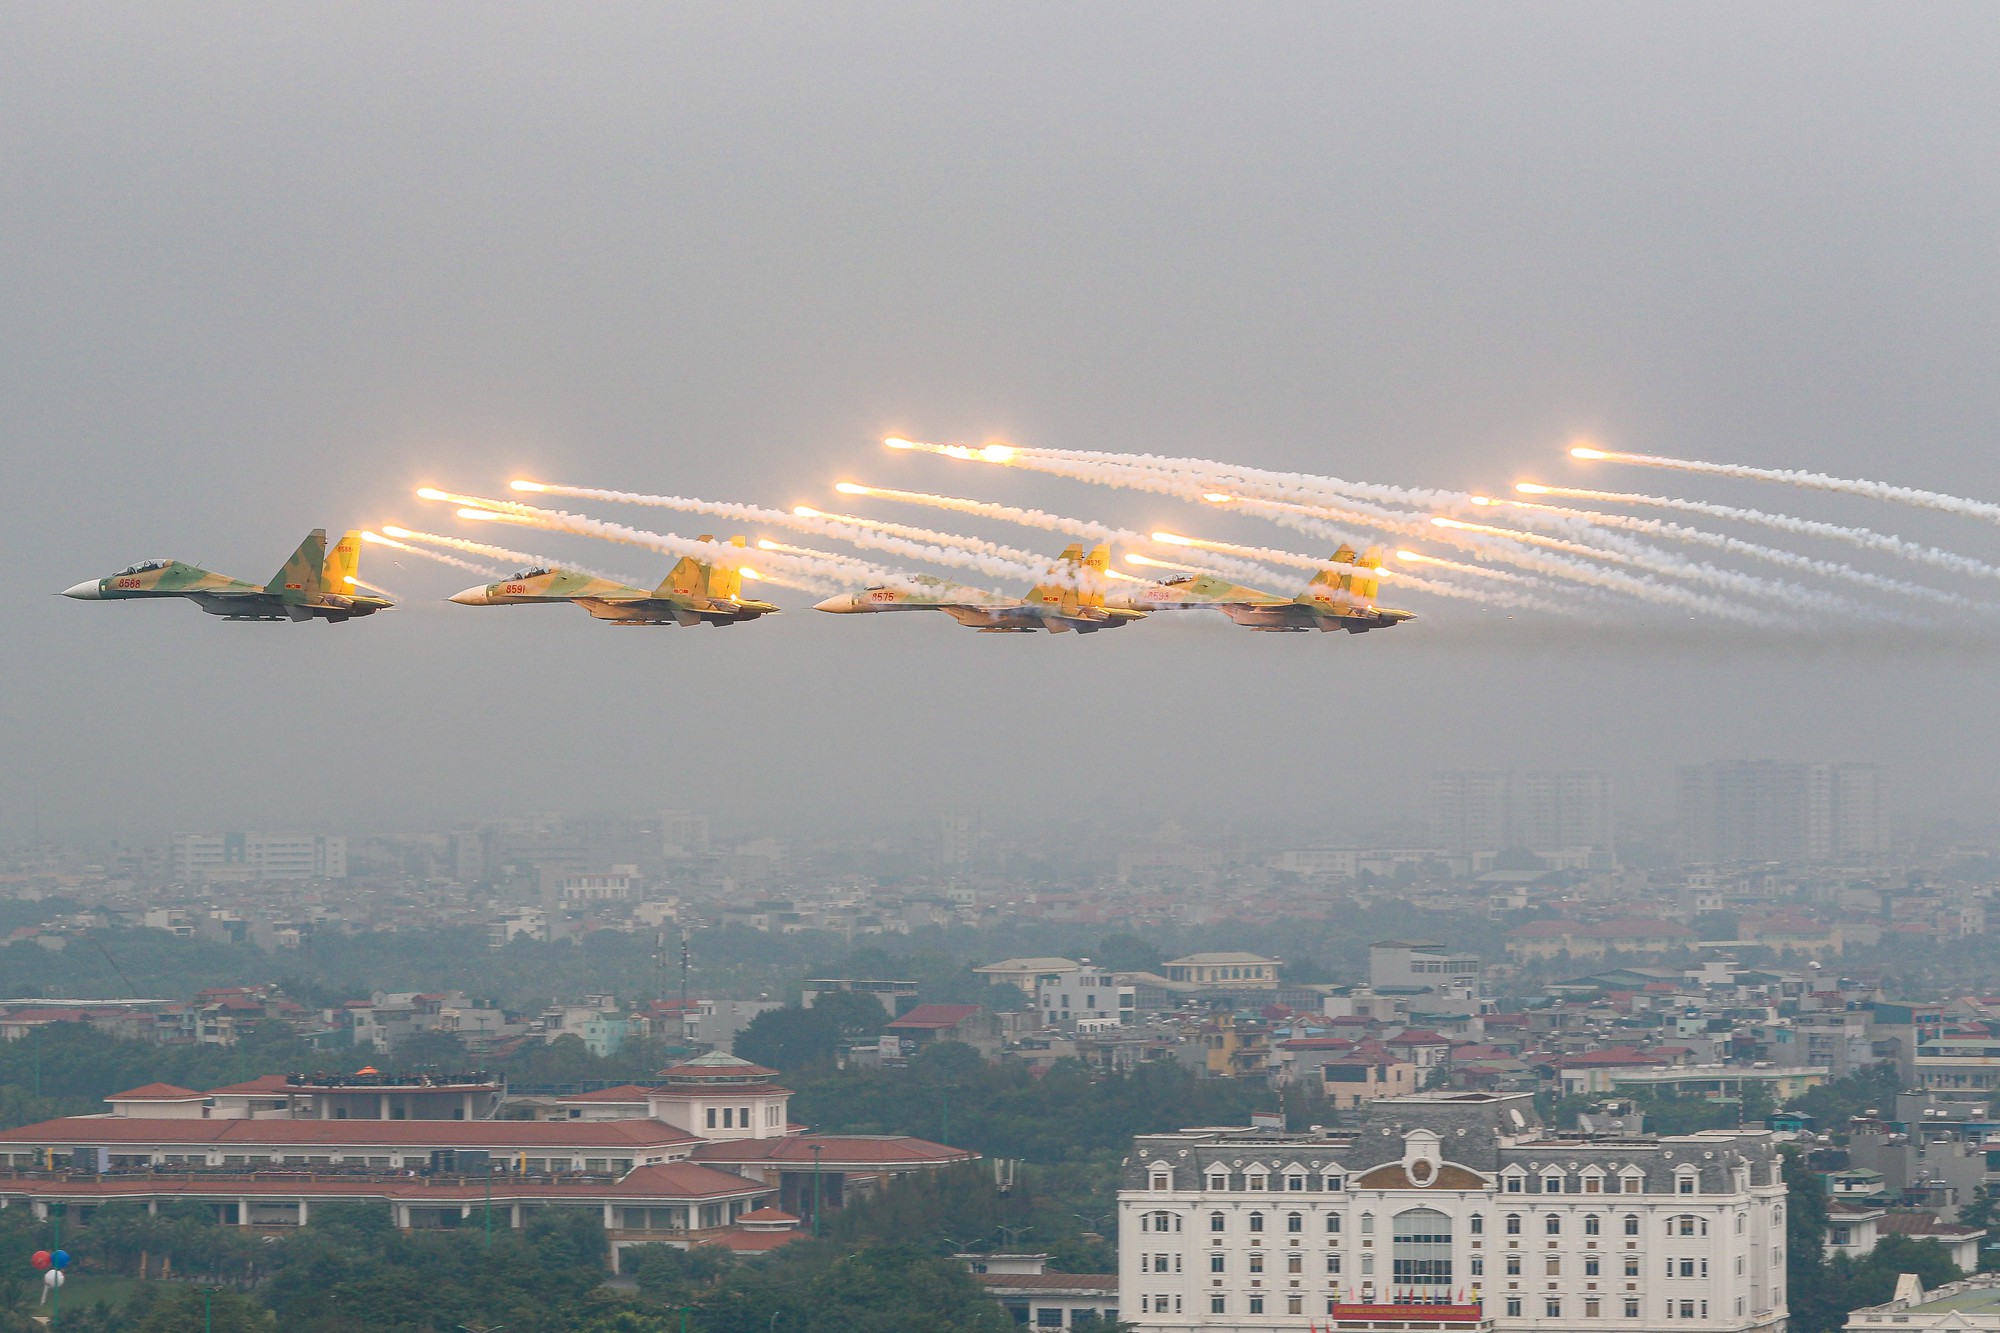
[0,1054,974,1266]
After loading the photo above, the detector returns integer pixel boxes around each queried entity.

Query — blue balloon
[50,1250,68,1269]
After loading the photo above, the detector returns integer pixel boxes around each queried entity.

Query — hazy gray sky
[7,4,2000,838]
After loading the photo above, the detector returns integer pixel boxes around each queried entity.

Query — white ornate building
[1118,1091,1788,1333]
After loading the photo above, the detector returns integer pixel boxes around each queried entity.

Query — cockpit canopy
[114,560,173,575]
[506,566,555,579]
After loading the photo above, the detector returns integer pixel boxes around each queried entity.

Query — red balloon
[30,1250,51,1271]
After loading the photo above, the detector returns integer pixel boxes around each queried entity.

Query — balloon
[50,1250,69,1270]
[43,1269,63,1288]
[30,1250,50,1270]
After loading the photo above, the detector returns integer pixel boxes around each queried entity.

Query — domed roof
[659,1050,780,1084]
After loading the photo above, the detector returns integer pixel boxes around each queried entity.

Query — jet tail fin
[322,530,363,594]
[706,536,749,600]
[1306,544,1379,604]
[659,534,736,599]
[266,530,327,599]
[1025,544,1090,612]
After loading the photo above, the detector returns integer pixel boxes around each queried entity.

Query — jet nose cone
[448,585,491,605]
[60,580,103,600]
[813,594,860,613]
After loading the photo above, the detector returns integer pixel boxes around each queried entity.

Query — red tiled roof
[206,1075,295,1096]
[1878,1213,1984,1238]
[1558,1047,1663,1068]
[0,1116,697,1150]
[975,1273,1120,1293]
[886,1004,983,1030]
[0,1165,762,1205]
[690,1135,975,1168]
[701,1228,807,1252]
[107,1084,204,1101]
[556,1085,654,1104]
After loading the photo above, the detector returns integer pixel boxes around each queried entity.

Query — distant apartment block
[1427,770,1514,853]
[1429,769,1615,859]
[1520,770,1616,855]
[171,832,347,882]
[559,866,640,903]
[1676,761,1885,863]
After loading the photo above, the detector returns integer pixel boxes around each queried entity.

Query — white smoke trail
[418,489,899,592]
[833,482,1290,587]
[795,508,1051,568]
[1431,515,1865,619]
[751,540,971,596]
[1486,499,1979,610]
[997,442,1462,511]
[1570,446,2000,524]
[362,531,505,577]
[834,482,1127,544]
[377,526,631,583]
[1515,483,2000,582]
[507,480,1056,585]
[1396,551,1535,583]
[909,442,1720,613]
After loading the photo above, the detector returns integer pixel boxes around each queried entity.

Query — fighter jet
[61,530,391,623]
[447,535,778,626]
[814,543,1146,633]
[1109,545,1414,633]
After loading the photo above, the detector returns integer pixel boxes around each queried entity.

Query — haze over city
[8,4,2000,838]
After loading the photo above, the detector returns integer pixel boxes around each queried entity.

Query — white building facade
[1118,1092,1788,1333]
[172,832,347,881]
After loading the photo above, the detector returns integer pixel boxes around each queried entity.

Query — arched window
[1623,1215,1640,1236]
[1360,1212,1375,1235]
[1546,1215,1562,1235]
[1210,1211,1226,1233]
[1470,1214,1485,1235]
[1736,1214,1746,1235]
[1505,1214,1522,1235]
[1584,1215,1601,1236]
[1288,1212,1304,1234]
[1393,1209,1454,1297]
[1326,1213,1342,1234]
[1249,1212,1265,1234]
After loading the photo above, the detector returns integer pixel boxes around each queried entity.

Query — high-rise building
[1676,761,1885,863]
[1519,771,1616,855]
[1426,771,1513,853]
[661,810,711,858]
[940,811,975,871]
[171,833,347,882]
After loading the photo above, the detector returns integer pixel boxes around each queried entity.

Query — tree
[811,990,890,1043]
[1092,934,1161,973]
[128,1285,271,1332]
[736,1006,842,1071]
[386,1028,470,1071]
[978,983,1031,1013]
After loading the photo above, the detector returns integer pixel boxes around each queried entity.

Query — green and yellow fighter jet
[448,535,778,627]
[814,543,1147,633]
[1109,545,1414,633]
[61,530,391,623]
